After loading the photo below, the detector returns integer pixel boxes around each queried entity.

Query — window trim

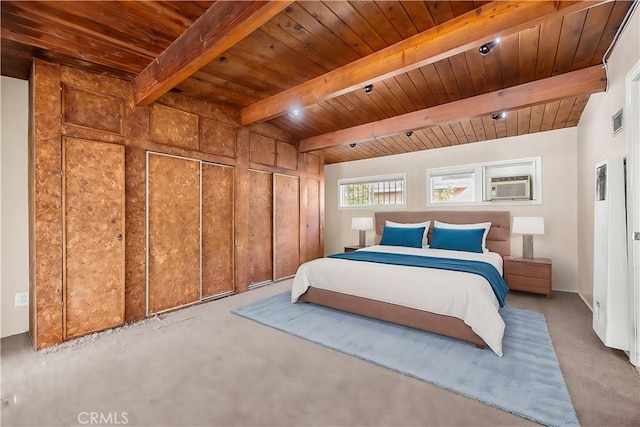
[426,157,542,207]
[338,172,407,210]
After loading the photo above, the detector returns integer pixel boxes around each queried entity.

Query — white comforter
[291,245,506,356]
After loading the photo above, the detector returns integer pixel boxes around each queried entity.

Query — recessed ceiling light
[363,84,374,94]
[349,143,357,148]
[491,112,506,120]
[288,108,301,118]
[405,131,413,137]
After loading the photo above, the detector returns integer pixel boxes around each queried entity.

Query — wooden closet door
[274,174,300,280]
[63,137,125,339]
[147,153,200,314]
[305,178,322,263]
[202,162,234,298]
[247,170,273,285]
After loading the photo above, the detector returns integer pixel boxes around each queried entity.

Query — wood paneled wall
[29,59,324,349]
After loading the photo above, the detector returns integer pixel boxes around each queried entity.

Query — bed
[291,211,511,356]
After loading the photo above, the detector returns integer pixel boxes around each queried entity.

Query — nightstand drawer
[505,262,550,279]
[506,274,550,295]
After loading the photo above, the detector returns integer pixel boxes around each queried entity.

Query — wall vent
[612,109,623,136]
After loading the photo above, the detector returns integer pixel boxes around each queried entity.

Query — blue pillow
[429,227,484,253]
[379,226,425,248]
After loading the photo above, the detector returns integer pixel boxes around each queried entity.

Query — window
[430,171,475,203]
[339,173,406,208]
[427,157,541,206]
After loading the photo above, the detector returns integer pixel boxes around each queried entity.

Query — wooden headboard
[374,211,511,257]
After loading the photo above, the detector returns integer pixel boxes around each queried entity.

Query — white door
[625,61,640,366]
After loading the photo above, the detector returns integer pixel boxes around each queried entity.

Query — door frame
[625,60,640,367]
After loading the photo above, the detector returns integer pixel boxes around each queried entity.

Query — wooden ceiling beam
[133,1,293,107]
[299,65,606,153]
[241,0,605,126]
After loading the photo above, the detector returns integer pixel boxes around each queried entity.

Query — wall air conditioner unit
[490,175,532,200]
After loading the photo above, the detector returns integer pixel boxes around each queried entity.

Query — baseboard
[248,281,272,290]
[551,288,579,293]
[577,291,593,312]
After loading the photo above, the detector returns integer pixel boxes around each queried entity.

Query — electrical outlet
[14,292,28,307]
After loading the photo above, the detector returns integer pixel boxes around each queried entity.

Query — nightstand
[344,245,363,253]
[503,257,552,298]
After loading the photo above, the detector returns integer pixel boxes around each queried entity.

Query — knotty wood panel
[147,153,200,314]
[63,138,125,339]
[305,178,322,262]
[124,146,147,322]
[200,117,236,158]
[276,140,298,170]
[62,85,124,135]
[202,162,234,298]
[30,60,64,349]
[247,170,272,285]
[249,132,276,166]
[274,174,300,280]
[305,153,322,175]
[149,104,199,150]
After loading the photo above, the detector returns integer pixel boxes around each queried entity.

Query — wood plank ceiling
[1,1,633,164]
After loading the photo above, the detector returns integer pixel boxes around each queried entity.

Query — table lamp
[512,217,545,258]
[351,217,374,247]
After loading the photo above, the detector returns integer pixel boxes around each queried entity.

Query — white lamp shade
[512,217,545,235]
[351,217,374,231]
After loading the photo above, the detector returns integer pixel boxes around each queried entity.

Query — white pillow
[385,220,431,247]
[433,220,492,251]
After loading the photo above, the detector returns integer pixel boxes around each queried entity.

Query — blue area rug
[232,292,579,427]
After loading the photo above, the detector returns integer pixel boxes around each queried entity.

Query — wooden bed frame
[299,211,511,349]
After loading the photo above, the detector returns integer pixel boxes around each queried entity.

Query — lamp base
[359,230,366,247]
[522,234,534,258]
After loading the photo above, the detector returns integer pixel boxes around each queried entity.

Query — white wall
[577,7,639,307]
[1,76,30,337]
[325,128,579,292]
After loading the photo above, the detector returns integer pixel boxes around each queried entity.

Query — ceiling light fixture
[349,143,357,148]
[491,112,506,120]
[479,39,500,56]
[363,84,374,94]
[405,131,413,137]
[287,108,301,119]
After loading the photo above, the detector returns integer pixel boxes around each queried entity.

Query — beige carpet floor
[2,280,639,426]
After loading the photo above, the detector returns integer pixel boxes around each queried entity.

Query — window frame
[426,157,542,207]
[338,172,407,210]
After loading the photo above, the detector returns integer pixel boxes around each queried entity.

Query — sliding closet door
[147,153,200,314]
[247,170,273,286]
[274,174,300,280]
[304,178,322,263]
[63,137,125,339]
[202,162,234,298]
